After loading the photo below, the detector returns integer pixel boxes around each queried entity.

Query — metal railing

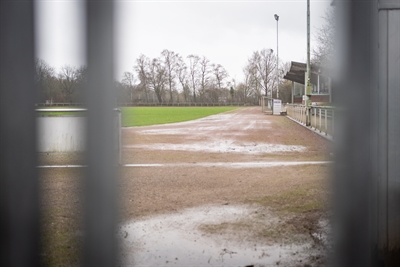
[35,102,256,107]
[286,104,335,140]
[117,102,253,107]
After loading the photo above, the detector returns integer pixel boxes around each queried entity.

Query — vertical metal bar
[325,109,328,133]
[386,9,400,252]
[332,111,335,137]
[305,0,311,126]
[300,106,302,123]
[84,0,117,266]
[276,16,279,99]
[377,10,388,251]
[299,106,301,122]
[117,109,122,165]
[314,107,317,130]
[332,1,375,265]
[319,108,322,132]
[0,0,39,266]
[300,106,303,123]
[291,81,294,103]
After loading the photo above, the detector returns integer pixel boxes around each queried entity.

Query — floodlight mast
[274,14,279,99]
[306,0,311,126]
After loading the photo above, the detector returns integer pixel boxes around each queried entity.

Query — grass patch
[198,215,305,244]
[252,185,325,214]
[121,107,237,127]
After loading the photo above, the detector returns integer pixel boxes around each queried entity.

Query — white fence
[37,116,86,152]
[286,104,335,140]
[36,108,122,164]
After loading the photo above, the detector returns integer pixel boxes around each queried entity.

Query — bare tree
[122,71,136,102]
[75,65,87,101]
[35,58,56,103]
[242,55,262,99]
[134,54,150,103]
[187,54,200,103]
[177,56,190,102]
[252,49,276,97]
[161,49,180,103]
[312,7,335,66]
[212,63,229,90]
[198,56,211,101]
[59,65,79,102]
[242,64,254,103]
[147,58,166,104]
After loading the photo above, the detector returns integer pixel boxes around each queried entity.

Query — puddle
[311,219,332,249]
[125,110,307,155]
[118,205,318,266]
[132,112,271,137]
[125,141,306,155]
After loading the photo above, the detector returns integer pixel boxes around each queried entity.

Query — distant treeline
[35,48,293,105]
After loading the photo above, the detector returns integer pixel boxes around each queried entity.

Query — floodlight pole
[274,14,279,99]
[305,0,311,126]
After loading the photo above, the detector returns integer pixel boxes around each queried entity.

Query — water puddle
[118,205,317,266]
[125,141,306,155]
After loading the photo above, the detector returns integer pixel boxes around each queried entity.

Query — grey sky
[35,0,332,82]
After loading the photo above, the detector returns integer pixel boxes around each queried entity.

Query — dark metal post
[0,0,39,266]
[332,1,374,265]
[331,0,400,265]
[84,0,118,265]
[305,0,312,126]
[274,14,279,99]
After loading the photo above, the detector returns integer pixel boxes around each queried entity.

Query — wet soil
[39,106,333,266]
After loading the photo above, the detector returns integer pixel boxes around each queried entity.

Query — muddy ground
[39,107,333,266]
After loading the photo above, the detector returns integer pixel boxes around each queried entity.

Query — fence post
[319,108,322,133]
[332,111,335,137]
[314,107,317,129]
[84,1,117,266]
[0,1,39,266]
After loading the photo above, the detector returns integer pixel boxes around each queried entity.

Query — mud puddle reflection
[118,205,319,266]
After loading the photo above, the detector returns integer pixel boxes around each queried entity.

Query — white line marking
[37,161,333,169]
[37,165,87,168]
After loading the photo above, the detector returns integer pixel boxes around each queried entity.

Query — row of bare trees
[35,58,87,104]
[35,48,293,105]
[118,48,293,105]
[119,49,233,105]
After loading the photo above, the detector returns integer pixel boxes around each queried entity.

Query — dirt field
[39,106,333,266]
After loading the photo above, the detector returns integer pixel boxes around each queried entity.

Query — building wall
[311,95,330,103]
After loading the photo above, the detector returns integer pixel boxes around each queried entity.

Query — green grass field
[121,107,237,127]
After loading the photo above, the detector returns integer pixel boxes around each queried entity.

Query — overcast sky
[34,0,332,83]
